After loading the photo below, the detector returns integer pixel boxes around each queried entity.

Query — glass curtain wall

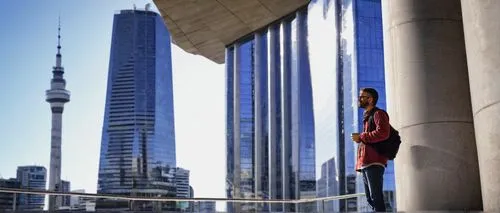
[225,0,393,212]
[225,9,316,213]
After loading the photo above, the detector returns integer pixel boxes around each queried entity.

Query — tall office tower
[225,9,316,212]
[45,19,70,211]
[16,166,47,210]
[97,6,176,211]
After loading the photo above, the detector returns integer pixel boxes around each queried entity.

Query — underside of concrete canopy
[153,0,310,64]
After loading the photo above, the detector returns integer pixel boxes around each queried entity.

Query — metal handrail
[0,187,364,204]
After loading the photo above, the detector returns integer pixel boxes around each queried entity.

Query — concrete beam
[153,0,310,64]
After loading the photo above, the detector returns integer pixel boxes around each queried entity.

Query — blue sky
[0,0,226,202]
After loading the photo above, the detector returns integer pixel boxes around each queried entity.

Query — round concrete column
[382,0,482,211]
[461,1,500,211]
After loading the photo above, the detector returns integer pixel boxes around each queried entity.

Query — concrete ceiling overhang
[153,0,310,64]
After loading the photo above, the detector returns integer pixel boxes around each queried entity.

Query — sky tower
[45,19,70,211]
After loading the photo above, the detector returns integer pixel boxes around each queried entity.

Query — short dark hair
[361,88,379,106]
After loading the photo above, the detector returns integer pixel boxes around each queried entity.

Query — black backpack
[367,108,401,160]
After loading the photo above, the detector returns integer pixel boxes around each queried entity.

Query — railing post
[320,200,325,213]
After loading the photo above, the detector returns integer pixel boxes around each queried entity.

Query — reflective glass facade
[224,0,393,212]
[97,9,176,202]
[225,10,316,213]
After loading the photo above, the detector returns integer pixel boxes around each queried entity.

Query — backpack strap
[367,107,379,132]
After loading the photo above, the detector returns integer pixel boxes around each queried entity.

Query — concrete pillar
[461,1,500,211]
[382,0,482,211]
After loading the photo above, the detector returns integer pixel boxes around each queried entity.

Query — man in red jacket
[351,88,389,212]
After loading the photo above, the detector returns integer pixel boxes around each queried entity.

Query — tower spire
[56,16,62,67]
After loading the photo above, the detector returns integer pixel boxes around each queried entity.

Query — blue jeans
[361,165,387,212]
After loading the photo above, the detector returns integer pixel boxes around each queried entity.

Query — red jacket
[356,108,390,171]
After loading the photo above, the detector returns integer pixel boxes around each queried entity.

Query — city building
[154,0,500,212]
[96,5,177,211]
[61,180,71,207]
[0,178,20,210]
[316,157,338,212]
[45,19,70,211]
[175,168,190,198]
[16,166,46,210]
[175,168,190,211]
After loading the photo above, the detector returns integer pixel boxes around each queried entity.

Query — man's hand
[351,133,361,143]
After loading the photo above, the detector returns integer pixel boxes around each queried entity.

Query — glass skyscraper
[225,10,316,213]
[96,8,176,209]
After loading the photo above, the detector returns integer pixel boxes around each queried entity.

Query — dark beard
[358,101,368,108]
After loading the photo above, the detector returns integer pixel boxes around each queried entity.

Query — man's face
[358,91,372,108]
